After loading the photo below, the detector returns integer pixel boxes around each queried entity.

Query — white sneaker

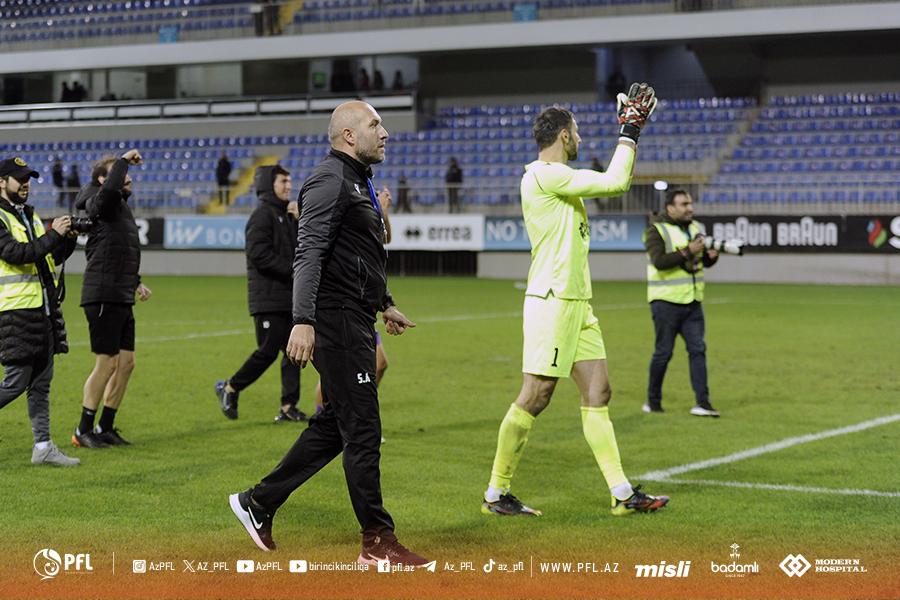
[32,442,81,467]
[689,404,720,418]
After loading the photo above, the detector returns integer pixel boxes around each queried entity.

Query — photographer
[72,150,151,448]
[642,189,720,418]
[0,157,79,466]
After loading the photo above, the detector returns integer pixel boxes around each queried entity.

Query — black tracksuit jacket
[292,149,393,326]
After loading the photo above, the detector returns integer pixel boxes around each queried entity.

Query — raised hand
[616,82,658,143]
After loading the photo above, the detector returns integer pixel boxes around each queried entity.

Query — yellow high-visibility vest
[645,220,704,304]
[0,207,57,313]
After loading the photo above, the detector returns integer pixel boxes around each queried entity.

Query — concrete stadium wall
[64,250,246,277]
[477,252,900,285]
[419,49,597,109]
[61,250,900,285]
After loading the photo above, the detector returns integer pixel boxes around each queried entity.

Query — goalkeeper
[482,85,669,517]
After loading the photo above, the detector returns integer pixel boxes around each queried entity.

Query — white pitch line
[640,478,900,498]
[63,298,735,346]
[68,329,252,347]
[638,413,900,481]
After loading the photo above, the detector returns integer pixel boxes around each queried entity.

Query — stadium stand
[703,92,900,209]
[0,0,255,47]
[3,0,891,49]
[3,93,897,214]
[0,96,752,213]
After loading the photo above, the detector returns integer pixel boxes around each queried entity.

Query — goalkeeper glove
[616,82,658,143]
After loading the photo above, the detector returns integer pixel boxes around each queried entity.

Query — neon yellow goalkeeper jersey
[521,144,635,300]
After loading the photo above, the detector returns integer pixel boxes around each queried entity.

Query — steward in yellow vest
[641,189,720,418]
[0,157,79,466]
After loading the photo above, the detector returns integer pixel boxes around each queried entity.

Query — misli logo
[634,560,691,578]
[780,554,811,578]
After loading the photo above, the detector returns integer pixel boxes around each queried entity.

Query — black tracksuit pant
[251,307,394,535]
[229,312,300,407]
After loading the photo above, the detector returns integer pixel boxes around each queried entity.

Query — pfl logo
[33,548,93,580]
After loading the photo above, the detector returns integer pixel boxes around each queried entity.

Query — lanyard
[365,178,387,241]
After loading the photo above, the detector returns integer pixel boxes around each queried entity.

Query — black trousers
[647,300,710,406]
[251,308,394,535]
[229,312,300,407]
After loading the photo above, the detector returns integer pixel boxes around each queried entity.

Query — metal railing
[0,93,416,125]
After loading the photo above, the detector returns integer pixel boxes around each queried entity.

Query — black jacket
[216,158,232,186]
[644,215,719,273]
[246,166,298,315]
[293,149,393,325]
[75,158,141,306]
[0,198,76,364]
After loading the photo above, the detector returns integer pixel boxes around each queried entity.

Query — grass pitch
[1,276,897,578]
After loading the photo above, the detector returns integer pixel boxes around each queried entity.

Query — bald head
[328,101,389,165]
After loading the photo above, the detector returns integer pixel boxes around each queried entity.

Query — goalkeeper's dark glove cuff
[618,123,641,143]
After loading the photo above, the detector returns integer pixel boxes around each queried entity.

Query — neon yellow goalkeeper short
[522,293,606,378]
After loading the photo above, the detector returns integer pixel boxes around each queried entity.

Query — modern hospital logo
[710,544,759,578]
[779,554,811,578]
[33,548,93,580]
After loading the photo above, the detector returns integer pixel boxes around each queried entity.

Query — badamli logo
[710,543,759,578]
[779,554,811,578]
[634,560,691,578]
[33,548,94,580]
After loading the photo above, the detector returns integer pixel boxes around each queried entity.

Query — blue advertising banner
[484,215,648,251]
[163,216,248,250]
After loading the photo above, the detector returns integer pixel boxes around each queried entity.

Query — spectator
[216,152,232,206]
[65,166,80,213]
[60,82,72,103]
[391,70,405,91]
[52,158,65,208]
[373,69,385,92]
[251,2,264,36]
[396,173,411,213]
[445,157,463,213]
[72,82,88,102]
[263,0,280,35]
[359,68,371,92]
[589,157,607,212]
[606,69,626,102]
[330,60,356,93]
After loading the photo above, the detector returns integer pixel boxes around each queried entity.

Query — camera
[703,236,744,256]
[70,216,96,233]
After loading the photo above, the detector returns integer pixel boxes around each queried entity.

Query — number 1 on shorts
[551,347,558,368]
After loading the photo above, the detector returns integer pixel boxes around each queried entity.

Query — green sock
[488,403,535,491]
[581,406,631,498]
